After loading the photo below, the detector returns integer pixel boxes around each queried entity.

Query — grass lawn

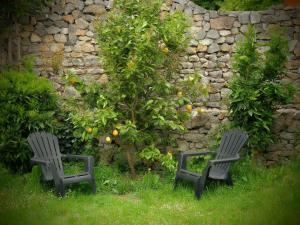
[0,160,299,225]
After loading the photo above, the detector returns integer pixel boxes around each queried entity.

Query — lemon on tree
[86,127,93,133]
[186,104,193,112]
[112,129,119,137]
[105,136,112,143]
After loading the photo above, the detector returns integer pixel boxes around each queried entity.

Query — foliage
[191,0,222,10]
[228,26,295,152]
[139,145,177,173]
[0,0,52,27]
[220,0,282,11]
[55,109,86,155]
[68,0,207,175]
[191,0,282,10]
[0,68,57,172]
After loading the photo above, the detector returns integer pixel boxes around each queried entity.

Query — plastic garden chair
[174,129,248,199]
[27,131,96,197]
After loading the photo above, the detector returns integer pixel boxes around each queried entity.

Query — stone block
[63,15,75,24]
[84,4,106,15]
[219,30,231,36]
[75,18,89,29]
[47,26,60,35]
[206,29,220,39]
[210,16,235,30]
[250,12,261,24]
[30,33,41,43]
[199,39,213,46]
[50,43,65,52]
[238,12,250,24]
[189,55,199,62]
[207,43,220,53]
[221,43,231,52]
[65,3,76,14]
[197,44,207,52]
[54,34,67,43]
[209,93,221,101]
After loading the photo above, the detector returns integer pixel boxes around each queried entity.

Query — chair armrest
[31,157,50,166]
[209,154,240,166]
[61,154,94,175]
[178,151,216,170]
[181,151,215,157]
[61,154,92,160]
[31,158,61,182]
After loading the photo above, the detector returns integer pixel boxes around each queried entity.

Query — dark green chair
[27,131,96,197]
[174,129,248,199]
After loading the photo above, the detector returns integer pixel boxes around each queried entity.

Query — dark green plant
[220,0,282,10]
[0,68,57,172]
[228,26,295,152]
[191,0,282,10]
[191,0,222,10]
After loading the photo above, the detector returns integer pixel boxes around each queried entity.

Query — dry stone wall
[0,0,299,165]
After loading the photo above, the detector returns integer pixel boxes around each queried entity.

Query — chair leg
[89,178,96,194]
[55,182,65,197]
[195,178,205,199]
[225,173,233,186]
[173,175,179,190]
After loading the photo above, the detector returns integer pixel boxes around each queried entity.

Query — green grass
[0,160,300,225]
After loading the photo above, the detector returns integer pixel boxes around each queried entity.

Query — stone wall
[0,0,299,165]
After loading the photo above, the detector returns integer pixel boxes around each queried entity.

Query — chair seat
[177,169,201,182]
[208,168,227,180]
[62,172,92,185]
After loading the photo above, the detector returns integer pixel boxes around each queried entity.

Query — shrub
[220,0,282,11]
[228,26,295,152]
[68,0,208,176]
[0,69,57,172]
[191,0,282,10]
[191,0,221,10]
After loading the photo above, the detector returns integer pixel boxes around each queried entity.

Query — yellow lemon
[112,129,119,137]
[70,79,77,85]
[162,47,169,54]
[127,60,135,70]
[105,136,111,143]
[186,104,193,112]
[197,108,204,113]
[86,127,93,133]
[177,91,183,97]
[188,76,194,81]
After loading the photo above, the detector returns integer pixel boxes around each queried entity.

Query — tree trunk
[7,34,12,64]
[15,23,21,69]
[122,143,136,177]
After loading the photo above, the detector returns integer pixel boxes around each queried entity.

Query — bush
[191,0,221,10]
[0,69,57,172]
[191,0,282,10]
[228,26,295,152]
[220,0,282,11]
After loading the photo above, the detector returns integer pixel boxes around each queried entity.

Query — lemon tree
[69,0,207,176]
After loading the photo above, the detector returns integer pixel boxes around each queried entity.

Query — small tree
[228,26,295,152]
[69,0,207,176]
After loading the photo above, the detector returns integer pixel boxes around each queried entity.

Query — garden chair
[174,129,248,199]
[27,131,96,197]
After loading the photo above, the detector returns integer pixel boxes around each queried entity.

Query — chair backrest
[209,129,248,179]
[27,132,64,180]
